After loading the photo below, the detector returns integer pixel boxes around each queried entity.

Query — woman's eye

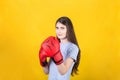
[56,27,59,29]
[61,27,64,29]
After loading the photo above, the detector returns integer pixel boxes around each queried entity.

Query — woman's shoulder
[60,42,79,51]
[66,42,79,60]
[67,42,79,50]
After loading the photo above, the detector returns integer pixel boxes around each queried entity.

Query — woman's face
[56,22,67,40]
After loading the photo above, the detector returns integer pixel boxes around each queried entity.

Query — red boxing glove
[41,36,63,65]
[39,47,48,67]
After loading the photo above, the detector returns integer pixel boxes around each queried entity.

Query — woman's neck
[60,38,69,43]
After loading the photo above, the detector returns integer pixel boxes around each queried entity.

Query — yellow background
[0,0,120,80]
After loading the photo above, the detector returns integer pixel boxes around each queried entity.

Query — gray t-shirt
[48,42,79,80]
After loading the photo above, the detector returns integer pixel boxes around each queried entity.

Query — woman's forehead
[56,22,66,27]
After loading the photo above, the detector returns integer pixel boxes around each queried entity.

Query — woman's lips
[58,34,62,36]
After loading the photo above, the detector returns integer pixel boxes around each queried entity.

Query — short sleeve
[67,44,79,62]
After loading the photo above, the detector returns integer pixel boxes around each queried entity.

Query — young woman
[39,16,81,80]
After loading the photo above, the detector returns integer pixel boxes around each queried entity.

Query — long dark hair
[55,16,81,76]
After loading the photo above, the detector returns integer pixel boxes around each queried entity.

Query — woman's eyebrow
[56,26,65,28]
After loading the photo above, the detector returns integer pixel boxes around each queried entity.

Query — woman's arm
[57,57,74,75]
[42,59,51,74]
[42,66,49,74]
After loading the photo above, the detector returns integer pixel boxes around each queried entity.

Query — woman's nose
[58,29,62,33]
